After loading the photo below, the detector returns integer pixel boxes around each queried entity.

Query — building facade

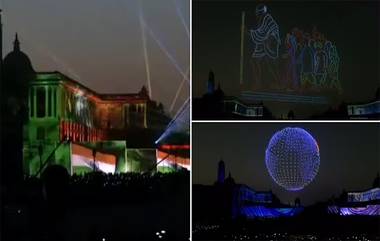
[23,71,157,175]
[347,100,380,119]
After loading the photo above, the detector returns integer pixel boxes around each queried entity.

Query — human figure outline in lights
[283,27,341,92]
[247,5,341,94]
[249,4,281,89]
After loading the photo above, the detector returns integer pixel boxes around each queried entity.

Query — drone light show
[265,127,320,191]
[244,4,341,96]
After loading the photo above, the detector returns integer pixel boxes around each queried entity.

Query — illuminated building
[347,100,380,119]
[347,188,380,202]
[328,187,380,216]
[328,175,380,216]
[223,97,264,118]
[233,183,303,219]
[193,71,266,119]
[156,144,190,172]
[26,71,150,141]
[22,69,161,175]
[239,205,303,219]
[193,71,337,120]
[193,160,303,221]
[1,31,188,176]
[155,100,190,173]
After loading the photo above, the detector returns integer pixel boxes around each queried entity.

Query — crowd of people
[193,224,379,241]
[2,169,190,241]
[18,169,190,204]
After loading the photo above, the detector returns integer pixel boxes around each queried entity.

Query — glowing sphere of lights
[265,127,320,191]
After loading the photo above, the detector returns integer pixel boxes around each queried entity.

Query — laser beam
[141,19,189,83]
[138,2,152,98]
[169,67,189,113]
[172,0,189,38]
[30,37,83,81]
[156,98,189,144]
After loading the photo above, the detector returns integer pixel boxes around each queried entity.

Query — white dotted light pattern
[265,127,320,191]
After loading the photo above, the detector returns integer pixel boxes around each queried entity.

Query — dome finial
[14,32,20,51]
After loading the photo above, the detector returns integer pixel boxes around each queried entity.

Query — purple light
[265,127,320,191]
[340,205,380,216]
[347,188,380,202]
[328,205,380,216]
[241,206,304,219]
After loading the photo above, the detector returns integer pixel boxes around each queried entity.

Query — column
[28,87,32,118]
[33,87,37,118]
[143,103,147,128]
[58,87,62,119]
[45,86,48,117]
[50,86,54,117]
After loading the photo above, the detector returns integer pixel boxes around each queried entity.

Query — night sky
[193,0,380,104]
[193,122,380,205]
[1,0,189,115]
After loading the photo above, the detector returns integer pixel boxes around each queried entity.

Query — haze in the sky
[1,0,189,115]
[193,123,380,205]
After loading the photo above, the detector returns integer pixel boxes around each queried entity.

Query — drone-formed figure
[249,4,281,89]
[250,4,281,59]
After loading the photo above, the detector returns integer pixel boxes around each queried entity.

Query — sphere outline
[265,127,320,191]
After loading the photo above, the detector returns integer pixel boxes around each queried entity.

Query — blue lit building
[233,183,303,219]
[193,71,269,119]
[347,187,380,202]
[194,160,304,221]
[223,97,264,118]
[328,175,380,216]
[347,100,380,119]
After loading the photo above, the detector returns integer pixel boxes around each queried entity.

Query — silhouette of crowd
[3,169,190,241]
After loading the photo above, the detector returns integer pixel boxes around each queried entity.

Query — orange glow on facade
[157,149,190,169]
[60,121,105,142]
[72,143,116,165]
[159,144,191,150]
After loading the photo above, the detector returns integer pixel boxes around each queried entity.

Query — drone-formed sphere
[265,127,320,191]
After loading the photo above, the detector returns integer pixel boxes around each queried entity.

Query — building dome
[3,33,35,73]
[2,33,35,121]
[3,49,34,73]
[2,33,35,99]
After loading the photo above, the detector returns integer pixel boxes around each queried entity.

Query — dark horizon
[193,1,380,107]
[193,122,380,205]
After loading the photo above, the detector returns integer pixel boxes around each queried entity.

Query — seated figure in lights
[249,4,281,90]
